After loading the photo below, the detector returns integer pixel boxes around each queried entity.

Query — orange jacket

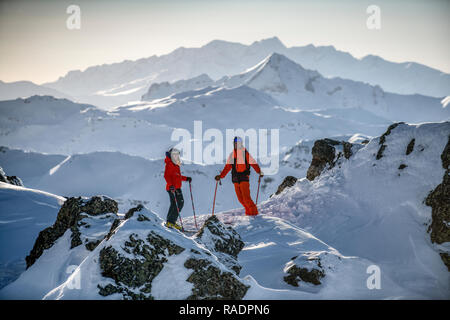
[220,148,261,179]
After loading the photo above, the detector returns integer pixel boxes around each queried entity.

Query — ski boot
[166,221,182,230]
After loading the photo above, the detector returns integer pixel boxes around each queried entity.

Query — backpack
[231,149,250,183]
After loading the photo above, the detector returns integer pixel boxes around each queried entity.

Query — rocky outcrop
[284,263,324,286]
[306,138,354,181]
[21,195,250,300]
[425,135,450,271]
[98,231,185,299]
[96,210,249,300]
[195,215,245,274]
[283,251,341,287]
[274,176,297,196]
[0,166,24,187]
[184,257,249,300]
[26,196,118,268]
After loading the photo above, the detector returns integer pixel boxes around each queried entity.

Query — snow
[254,122,450,298]
[0,182,65,289]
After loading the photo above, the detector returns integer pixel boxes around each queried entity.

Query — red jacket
[164,156,187,190]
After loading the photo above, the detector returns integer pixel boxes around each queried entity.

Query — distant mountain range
[38,37,450,108]
[0,80,72,101]
[140,53,449,123]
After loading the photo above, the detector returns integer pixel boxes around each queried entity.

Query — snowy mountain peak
[250,36,286,51]
[262,52,309,71]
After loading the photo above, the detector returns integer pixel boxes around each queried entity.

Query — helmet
[234,136,243,144]
[167,148,181,165]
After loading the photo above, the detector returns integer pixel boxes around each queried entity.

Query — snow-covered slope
[0,146,300,218]
[117,84,390,152]
[285,46,450,98]
[0,199,250,300]
[0,86,391,160]
[142,74,215,101]
[0,182,65,288]
[0,80,73,102]
[253,122,450,298]
[180,213,414,299]
[0,192,411,300]
[0,96,173,159]
[43,37,449,109]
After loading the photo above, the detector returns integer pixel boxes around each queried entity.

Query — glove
[169,186,175,192]
[259,171,264,177]
[186,177,192,183]
[215,175,221,181]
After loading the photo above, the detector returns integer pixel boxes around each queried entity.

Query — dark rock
[283,252,342,287]
[425,135,450,271]
[98,231,185,300]
[85,240,102,251]
[0,167,24,186]
[124,204,144,220]
[137,214,150,222]
[195,216,244,274]
[184,258,249,300]
[275,176,297,195]
[0,167,8,183]
[81,196,118,216]
[306,138,354,181]
[398,164,407,170]
[196,216,244,259]
[376,122,403,160]
[106,219,121,240]
[26,196,118,268]
[6,176,23,186]
[284,264,325,286]
[440,253,450,272]
[97,213,249,300]
[406,138,415,155]
[106,204,144,240]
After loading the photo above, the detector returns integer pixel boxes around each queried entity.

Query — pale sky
[0,0,449,84]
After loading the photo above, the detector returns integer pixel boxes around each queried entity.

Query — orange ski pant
[234,181,258,216]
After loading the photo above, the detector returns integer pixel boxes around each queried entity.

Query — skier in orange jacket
[215,136,263,216]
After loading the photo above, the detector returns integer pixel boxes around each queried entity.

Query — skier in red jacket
[164,148,191,230]
[215,136,263,216]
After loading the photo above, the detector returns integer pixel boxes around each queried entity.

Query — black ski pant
[167,188,184,224]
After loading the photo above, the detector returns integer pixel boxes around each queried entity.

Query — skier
[215,136,263,216]
[164,147,191,230]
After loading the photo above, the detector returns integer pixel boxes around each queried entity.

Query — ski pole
[255,175,262,205]
[189,181,198,230]
[171,189,184,231]
[212,180,219,216]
